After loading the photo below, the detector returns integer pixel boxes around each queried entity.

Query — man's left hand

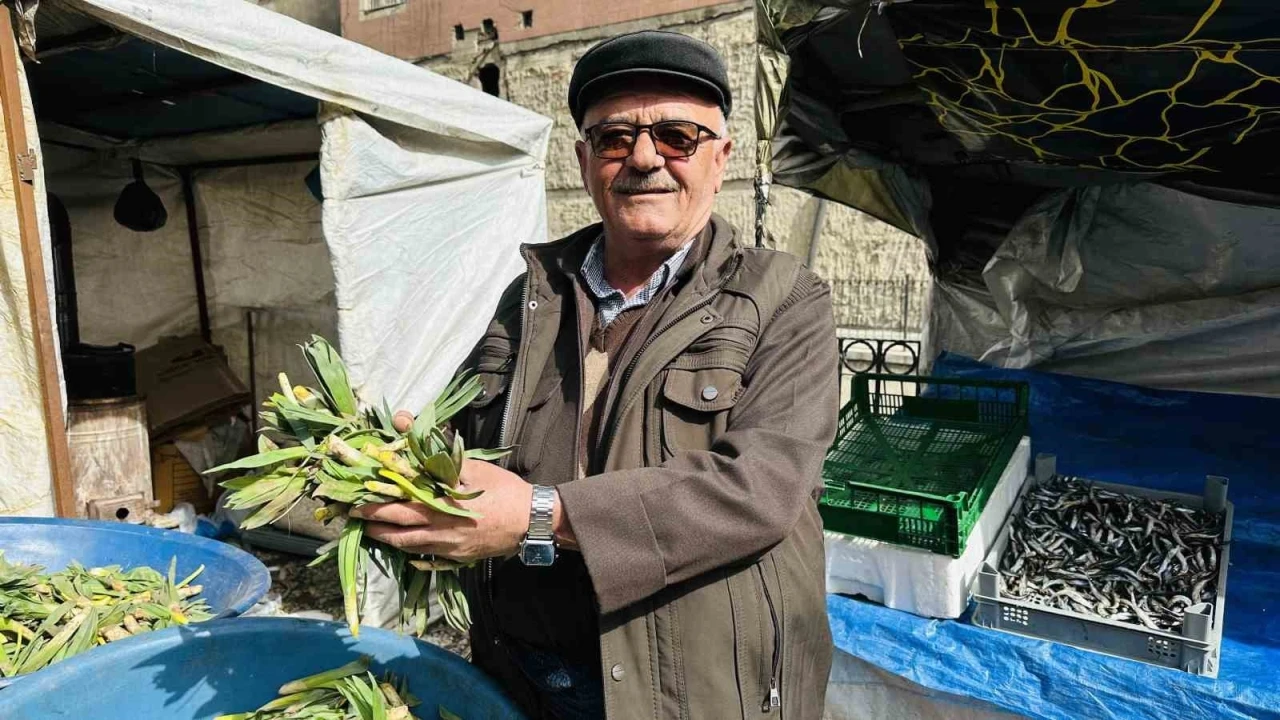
[352,459,533,563]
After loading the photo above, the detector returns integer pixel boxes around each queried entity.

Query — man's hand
[353,458,534,562]
[357,410,578,561]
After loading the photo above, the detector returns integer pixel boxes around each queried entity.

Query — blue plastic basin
[0,517,270,687]
[0,617,525,719]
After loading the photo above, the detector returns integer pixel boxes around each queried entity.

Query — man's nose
[626,129,665,173]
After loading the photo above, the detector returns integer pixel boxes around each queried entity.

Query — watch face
[520,541,556,567]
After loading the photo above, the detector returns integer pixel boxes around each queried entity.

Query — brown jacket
[455,215,837,719]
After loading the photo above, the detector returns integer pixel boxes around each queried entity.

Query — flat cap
[568,30,732,128]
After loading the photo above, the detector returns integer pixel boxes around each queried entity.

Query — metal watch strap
[527,485,556,541]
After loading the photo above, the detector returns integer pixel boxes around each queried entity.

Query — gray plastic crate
[973,454,1232,677]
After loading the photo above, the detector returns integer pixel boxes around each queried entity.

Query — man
[354,30,838,719]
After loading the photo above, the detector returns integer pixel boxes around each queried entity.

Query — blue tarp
[828,353,1280,719]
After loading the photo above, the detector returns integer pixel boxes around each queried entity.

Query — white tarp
[924,184,1280,397]
[321,111,542,412]
[63,0,550,159]
[0,29,58,517]
[1,0,552,516]
[60,0,552,411]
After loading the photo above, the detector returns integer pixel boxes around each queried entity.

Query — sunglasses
[583,120,721,159]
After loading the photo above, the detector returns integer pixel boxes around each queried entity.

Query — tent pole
[179,168,212,343]
[246,308,257,436]
[0,11,75,517]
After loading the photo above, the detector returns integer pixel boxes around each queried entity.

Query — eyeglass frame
[581,120,722,160]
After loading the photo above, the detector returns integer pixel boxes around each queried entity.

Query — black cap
[568,30,732,128]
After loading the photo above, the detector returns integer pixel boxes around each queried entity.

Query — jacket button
[610,663,625,681]
[701,385,719,401]
[700,314,714,324]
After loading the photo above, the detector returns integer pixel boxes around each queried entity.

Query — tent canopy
[0,0,553,517]
[758,1,1280,396]
[29,35,316,143]
[760,0,1280,250]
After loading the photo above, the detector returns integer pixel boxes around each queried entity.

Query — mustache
[610,170,680,195]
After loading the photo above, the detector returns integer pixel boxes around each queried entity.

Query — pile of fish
[999,476,1225,632]
[0,553,211,676]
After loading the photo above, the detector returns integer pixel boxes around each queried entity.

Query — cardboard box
[135,335,251,441]
[152,434,216,515]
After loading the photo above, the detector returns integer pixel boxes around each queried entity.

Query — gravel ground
[250,549,471,658]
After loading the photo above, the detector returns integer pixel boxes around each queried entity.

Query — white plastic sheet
[63,0,550,159]
[0,29,59,517]
[56,0,552,412]
[925,184,1280,396]
[322,112,545,412]
[1,0,552,517]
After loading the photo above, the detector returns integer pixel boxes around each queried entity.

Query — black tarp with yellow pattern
[757,0,1280,248]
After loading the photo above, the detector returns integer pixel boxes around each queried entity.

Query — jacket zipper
[596,252,744,465]
[758,563,782,713]
[487,248,533,642]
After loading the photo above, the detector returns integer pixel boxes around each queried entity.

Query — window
[362,0,404,11]
[481,17,497,39]
[521,10,533,28]
[453,24,465,41]
[479,63,500,97]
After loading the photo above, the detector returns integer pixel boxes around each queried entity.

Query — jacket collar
[522,213,740,301]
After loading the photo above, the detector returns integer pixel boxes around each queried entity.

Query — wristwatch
[519,485,557,566]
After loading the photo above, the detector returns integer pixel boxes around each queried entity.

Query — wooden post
[0,9,75,517]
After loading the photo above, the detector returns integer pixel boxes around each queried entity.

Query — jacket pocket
[756,561,782,714]
[726,560,782,718]
[659,367,743,459]
[511,373,561,475]
[467,366,511,451]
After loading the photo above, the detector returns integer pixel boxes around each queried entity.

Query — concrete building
[255,0,341,34]
[338,0,929,336]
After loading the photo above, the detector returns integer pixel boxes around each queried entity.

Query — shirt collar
[580,236,694,325]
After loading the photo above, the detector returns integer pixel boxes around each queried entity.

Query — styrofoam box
[824,437,1031,619]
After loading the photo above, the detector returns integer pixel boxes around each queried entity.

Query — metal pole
[0,12,75,516]
[806,198,828,268]
[902,279,910,339]
[179,168,211,343]
[246,309,257,435]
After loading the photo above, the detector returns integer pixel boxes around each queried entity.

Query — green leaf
[205,446,311,474]
[422,453,459,487]
[314,477,366,505]
[439,484,483,501]
[279,656,370,694]
[303,336,359,417]
[412,400,435,440]
[370,670,389,720]
[323,458,377,482]
[338,519,365,637]
[376,471,479,519]
[219,472,267,491]
[62,605,98,661]
[434,373,483,427]
[450,433,465,477]
[257,434,280,454]
[462,447,513,462]
[240,474,308,530]
[276,399,346,432]
[308,547,336,568]
[223,473,296,510]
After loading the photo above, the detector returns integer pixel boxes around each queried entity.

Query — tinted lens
[651,121,702,157]
[591,124,637,158]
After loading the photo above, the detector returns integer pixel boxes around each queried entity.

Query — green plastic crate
[820,373,1029,556]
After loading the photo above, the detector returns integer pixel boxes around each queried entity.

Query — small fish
[998,475,1224,633]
